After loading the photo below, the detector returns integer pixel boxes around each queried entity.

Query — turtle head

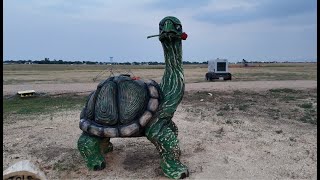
[147,16,187,41]
[159,16,182,35]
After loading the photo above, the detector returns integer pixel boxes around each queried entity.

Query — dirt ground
[3,81,317,180]
[3,80,317,96]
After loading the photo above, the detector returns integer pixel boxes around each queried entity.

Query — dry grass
[3,88,317,179]
[182,88,317,125]
[3,63,317,85]
[3,62,317,179]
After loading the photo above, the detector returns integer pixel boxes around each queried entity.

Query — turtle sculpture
[77,16,189,179]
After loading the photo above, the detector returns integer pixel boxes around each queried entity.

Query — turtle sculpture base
[77,124,189,179]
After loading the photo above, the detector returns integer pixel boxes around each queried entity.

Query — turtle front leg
[145,121,189,179]
[77,132,108,171]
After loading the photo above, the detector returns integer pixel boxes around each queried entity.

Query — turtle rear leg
[101,137,113,154]
[168,121,179,137]
[146,123,189,179]
[77,132,112,170]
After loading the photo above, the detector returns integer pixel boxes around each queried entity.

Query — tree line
[3,58,209,65]
[4,58,313,65]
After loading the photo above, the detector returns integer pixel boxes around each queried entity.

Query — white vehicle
[205,58,232,81]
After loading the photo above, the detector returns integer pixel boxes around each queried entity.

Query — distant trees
[3,58,315,65]
[183,61,207,64]
[10,58,302,65]
[2,59,209,65]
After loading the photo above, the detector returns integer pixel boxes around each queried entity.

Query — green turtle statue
[77,16,189,179]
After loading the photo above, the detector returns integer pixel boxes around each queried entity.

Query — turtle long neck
[158,39,185,119]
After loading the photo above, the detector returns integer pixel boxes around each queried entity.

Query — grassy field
[3,62,317,123]
[182,88,317,125]
[3,87,317,125]
[3,63,317,179]
[3,63,317,85]
[3,94,86,121]
[3,87,317,179]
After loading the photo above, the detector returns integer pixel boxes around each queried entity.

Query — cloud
[147,0,211,9]
[194,0,317,25]
[3,0,317,61]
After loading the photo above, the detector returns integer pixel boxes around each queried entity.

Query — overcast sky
[4,0,317,62]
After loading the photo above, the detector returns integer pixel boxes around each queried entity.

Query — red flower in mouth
[181,32,188,40]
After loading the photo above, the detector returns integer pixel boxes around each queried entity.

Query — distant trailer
[17,90,36,98]
[205,58,232,81]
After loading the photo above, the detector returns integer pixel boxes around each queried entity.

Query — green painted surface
[77,133,113,170]
[77,16,188,179]
[145,16,188,179]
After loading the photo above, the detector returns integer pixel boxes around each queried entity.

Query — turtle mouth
[159,31,180,41]
[147,32,181,41]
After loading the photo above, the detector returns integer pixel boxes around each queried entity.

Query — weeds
[299,113,317,125]
[183,88,317,125]
[281,95,296,101]
[299,103,313,109]
[238,104,249,111]
[3,94,86,115]
[217,112,224,116]
[225,119,242,124]
[269,88,301,94]
[298,104,317,124]
[220,104,231,111]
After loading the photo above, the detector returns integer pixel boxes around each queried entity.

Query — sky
[3,0,317,62]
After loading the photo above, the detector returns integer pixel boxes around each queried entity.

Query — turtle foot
[78,133,107,171]
[87,155,106,171]
[161,159,189,179]
[145,122,189,179]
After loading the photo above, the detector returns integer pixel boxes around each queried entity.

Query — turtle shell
[79,75,161,137]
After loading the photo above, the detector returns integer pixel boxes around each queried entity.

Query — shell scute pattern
[85,91,96,120]
[95,81,118,125]
[79,76,161,137]
[118,80,148,124]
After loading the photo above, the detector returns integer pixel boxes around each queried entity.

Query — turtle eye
[176,25,181,31]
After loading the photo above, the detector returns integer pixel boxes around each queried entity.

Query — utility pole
[109,57,114,76]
